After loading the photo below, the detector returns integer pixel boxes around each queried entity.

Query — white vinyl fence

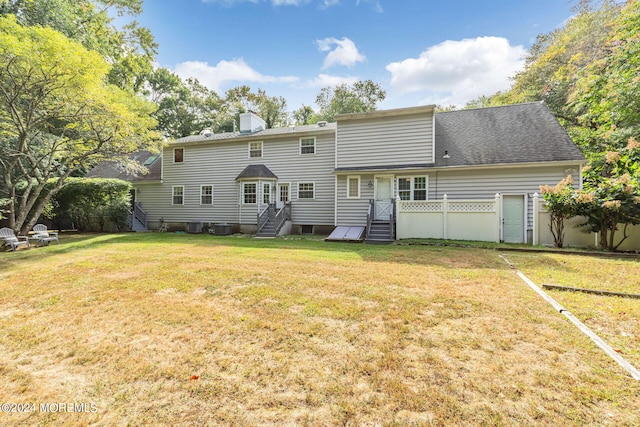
[396,194,501,242]
[396,192,640,250]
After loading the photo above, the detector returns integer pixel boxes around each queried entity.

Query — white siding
[133,183,166,229]
[335,164,580,228]
[430,165,581,229]
[145,131,335,226]
[337,113,434,169]
[336,174,374,225]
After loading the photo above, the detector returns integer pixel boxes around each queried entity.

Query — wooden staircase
[256,215,277,237]
[256,203,291,238]
[128,202,148,232]
[364,199,395,244]
[365,220,394,244]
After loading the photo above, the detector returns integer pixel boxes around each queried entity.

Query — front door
[277,183,289,209]
[503,195,525,243]
[374,176,393,220]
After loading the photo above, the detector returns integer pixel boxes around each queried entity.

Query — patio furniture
[0,227,31,251]
[32,224,59,246]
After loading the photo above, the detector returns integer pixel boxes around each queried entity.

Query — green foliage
[47,178,132,232]
[149,69,224,138]
[540,176,577,248]
[0,0,157,93]
[569,0,640,155]
[225,85,289,129]
[575,138,640,250]
[0,16,159,233]
[480,2,620,119]
[292,105,320,125]
[315,80,386,122]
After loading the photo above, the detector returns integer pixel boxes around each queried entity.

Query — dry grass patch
[504,252,640,369]
[0,234,639,426]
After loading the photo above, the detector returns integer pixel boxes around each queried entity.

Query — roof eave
[334,159,586,174]
[171,126,336,146]
[336,105,436,121]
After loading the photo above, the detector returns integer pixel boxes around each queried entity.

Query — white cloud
[303,73,359,88]
[202,0,312,5]
[173,59,299,92]
[356,0,382,13]
[272,0,309,5]
[202,0,368,7]
[386,36,525,106]
[316,37,366,70]
[320,0,340,8]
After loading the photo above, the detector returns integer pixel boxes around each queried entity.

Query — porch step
[365,221,393,244]
[256,220,277,237]
[129,215,148,232]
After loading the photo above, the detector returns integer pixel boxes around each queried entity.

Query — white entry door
[277,183,289,209]
[503,195,525,243]
[374,176,393,220]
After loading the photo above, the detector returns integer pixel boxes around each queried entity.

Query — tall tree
[148,68,224,138]
[0,0,157,93]
[479,1,620,119]
[315,80,386,122]
[0,16,159,233]
[569,0,640,156]
[292,105,320,125]
[225,86,289,129]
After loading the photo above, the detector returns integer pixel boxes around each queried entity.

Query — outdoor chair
[32,224,60,246]
[0,227,31,252]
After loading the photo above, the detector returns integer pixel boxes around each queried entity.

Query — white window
[347,176,360,198]
[243,183,257,204]
[249,142,262,158]
[398,177,427,201]
[200,185,213,205]
[300,137,316,155]
[172,186,184,205]
[173,148,184,163]
[263,183,272,204]
[298,182,315,199]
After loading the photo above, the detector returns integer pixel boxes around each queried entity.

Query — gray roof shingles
[86,151,161,182]
[434,102,585,167]
[174,122,336,144]
[235,164,278,180]
[89,103,585,181]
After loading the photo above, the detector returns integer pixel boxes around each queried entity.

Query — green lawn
[1,233,639,426]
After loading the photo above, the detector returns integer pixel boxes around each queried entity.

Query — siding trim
[334,160,584,174]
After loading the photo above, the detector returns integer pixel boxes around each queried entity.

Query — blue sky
[138,0,574,112]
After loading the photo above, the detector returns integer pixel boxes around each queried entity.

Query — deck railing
[273,202,291,234]
[133,202,147,229]
[366,199,374,239]
[257,204,273,234]
[390,198,396,240]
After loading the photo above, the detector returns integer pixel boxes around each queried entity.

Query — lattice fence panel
[399,201,443,212]
[448,201,496,212]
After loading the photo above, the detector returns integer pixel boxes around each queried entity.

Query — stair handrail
[273,202,291,235]
[257,203,272,233]
[366,199,374,239]
[389,197,396,241]
[134,202,147,229]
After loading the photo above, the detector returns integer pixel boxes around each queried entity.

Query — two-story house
[93,102,586,244]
